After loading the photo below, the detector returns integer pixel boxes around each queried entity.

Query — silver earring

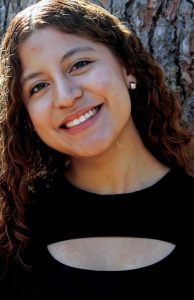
[129,82,136,90]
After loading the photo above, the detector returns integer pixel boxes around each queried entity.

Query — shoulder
[165,169,194,218]
[160,168,194,191]
[152,168,194,214]
[0,258,23,297]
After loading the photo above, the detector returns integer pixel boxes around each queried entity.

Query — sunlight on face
[20,26,136,159]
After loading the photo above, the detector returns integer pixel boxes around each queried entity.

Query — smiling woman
[0,0,194,299]
[20,27,133,155]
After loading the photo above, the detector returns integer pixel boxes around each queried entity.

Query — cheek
[97,67,128,94]
[25,101,49,128]
[84,64,119,92]
[85,70,108,89]
[88,73,116,95]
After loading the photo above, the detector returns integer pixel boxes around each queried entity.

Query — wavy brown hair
[0,0,194,261]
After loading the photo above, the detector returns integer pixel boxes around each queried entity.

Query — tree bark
[0,0,193,123]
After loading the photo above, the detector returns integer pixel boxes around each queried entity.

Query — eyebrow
[60,46,95,63]
[21,46,96,85]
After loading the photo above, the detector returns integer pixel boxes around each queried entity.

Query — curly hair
[0,0,193,260]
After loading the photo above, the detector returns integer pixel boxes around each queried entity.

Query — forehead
[20,26,91,49]
[18,26,118,66]
[18,26,107,61]
[18,26,122,83]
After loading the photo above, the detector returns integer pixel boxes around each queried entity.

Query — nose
[53,77,83,108]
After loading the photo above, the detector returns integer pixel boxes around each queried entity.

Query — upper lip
[59,105,100,127]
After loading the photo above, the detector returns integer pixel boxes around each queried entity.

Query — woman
[0,0,194,298]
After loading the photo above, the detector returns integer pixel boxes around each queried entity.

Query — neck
[65,123,169,194]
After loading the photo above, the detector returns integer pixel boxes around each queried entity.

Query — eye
[30,82,49,95]
[70,60,91,73]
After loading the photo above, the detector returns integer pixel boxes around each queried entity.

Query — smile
[65,107,99,129]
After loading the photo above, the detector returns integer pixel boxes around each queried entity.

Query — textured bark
[0,0,194,122]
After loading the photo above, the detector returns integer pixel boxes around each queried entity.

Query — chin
[78,144,111,158]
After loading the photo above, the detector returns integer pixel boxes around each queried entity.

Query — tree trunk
[0,0,193,123]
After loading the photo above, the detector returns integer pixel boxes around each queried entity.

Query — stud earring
[129,82,136,90]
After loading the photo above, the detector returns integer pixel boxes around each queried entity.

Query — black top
[0,169,193,299]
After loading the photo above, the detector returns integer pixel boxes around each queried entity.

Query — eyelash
[70,60,91,73]
[30,82,49,96]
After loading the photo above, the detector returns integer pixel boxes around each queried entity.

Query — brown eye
[70,60,91,73]
[30,82,49,95]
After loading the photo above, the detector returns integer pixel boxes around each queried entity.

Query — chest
[47,237,175,271]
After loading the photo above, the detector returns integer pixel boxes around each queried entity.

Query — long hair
[0,0,193,260]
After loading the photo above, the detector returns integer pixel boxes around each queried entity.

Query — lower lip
[62,106,102,135]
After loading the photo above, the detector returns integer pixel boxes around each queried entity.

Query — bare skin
[48,238,175,271]
[65,118,169,195]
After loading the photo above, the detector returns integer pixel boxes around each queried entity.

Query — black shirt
[0,169,193,299]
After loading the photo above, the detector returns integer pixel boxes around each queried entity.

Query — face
[19,27,135,158]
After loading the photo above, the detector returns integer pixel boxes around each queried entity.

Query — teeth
[65,108,98,128]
